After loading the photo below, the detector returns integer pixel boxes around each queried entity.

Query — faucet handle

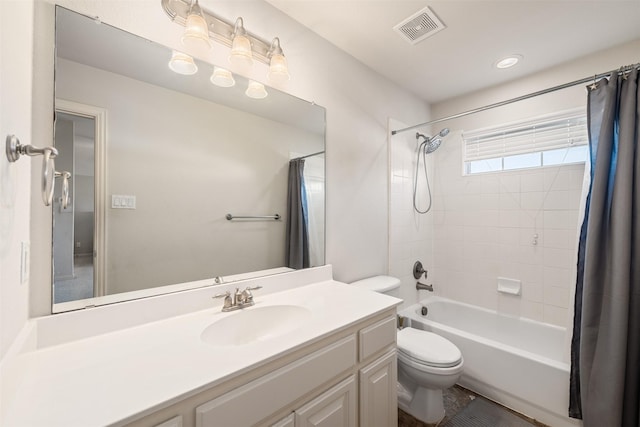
[213,291,232,309]
[234,287,245,305]
[242,285,262,303]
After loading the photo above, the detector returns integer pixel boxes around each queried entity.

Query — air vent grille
[393,7,446,45]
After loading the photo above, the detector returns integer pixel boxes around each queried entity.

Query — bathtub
[399,297,581,427]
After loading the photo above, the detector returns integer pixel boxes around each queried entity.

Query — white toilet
[351,276,464,424]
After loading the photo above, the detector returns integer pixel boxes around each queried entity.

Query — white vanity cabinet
[292,375,357,427]
[134,310,397,427]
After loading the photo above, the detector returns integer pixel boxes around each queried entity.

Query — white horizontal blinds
[463,110,588,162]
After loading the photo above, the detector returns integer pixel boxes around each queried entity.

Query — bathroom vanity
[0,267,400,427]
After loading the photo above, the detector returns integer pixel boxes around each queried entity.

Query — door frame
[55,99,107,298]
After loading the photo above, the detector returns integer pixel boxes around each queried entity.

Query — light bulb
[268,53,290,83]
[181,1,211,51]
[229,18,253,68]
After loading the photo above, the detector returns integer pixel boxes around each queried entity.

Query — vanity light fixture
[168,50,198,75]
[162,0,291,81]
[267,37,290,83]
[245,80,268,99]
[210,66,235,87]
[181,0,211,51]
[495,54,523,69]
[229,18,253,68]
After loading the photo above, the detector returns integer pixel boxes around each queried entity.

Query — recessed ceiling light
[495,54,523,69]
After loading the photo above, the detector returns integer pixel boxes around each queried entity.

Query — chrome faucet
[214,285,262,312]
[416,282,434,292]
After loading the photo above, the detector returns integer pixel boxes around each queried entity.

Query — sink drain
[421,306,428,316]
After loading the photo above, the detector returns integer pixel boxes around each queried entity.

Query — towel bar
[226,214,281,221]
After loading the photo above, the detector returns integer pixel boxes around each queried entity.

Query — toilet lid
[397,328,462,368]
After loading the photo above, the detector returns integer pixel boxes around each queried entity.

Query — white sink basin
[201,305,313,347]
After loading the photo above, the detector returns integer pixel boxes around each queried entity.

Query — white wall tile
[499,227,520,245]
[500,192,521,210]
[521,301,544,322]
[500,210,520,228]
[543,305,569,327]
[543,190,579,210]
[520,191,545,210]
[519,228,542,246]
[498,294,522,317]
[522,282,544,303]
[544,266,573,288]
[543,229,573,249]
[544,285,570,308]
[521,173,545,192]
[543,247,574,269]
[500,175,521,193]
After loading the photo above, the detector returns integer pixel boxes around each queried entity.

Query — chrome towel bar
[226,213,281,221]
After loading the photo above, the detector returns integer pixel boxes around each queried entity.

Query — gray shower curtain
[285,159,310,269]
[570,67,640,426]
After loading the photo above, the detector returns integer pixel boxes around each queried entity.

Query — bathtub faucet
[416,282,433,292]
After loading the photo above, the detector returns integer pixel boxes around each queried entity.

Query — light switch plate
[111,195,136,209]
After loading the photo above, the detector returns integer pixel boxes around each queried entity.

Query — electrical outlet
[20,241,30,284]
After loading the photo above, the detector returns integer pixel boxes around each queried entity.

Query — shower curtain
[570,67,640,426]
[285,159,310,269]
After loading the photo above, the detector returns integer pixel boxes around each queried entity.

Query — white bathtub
[399,297,581,427]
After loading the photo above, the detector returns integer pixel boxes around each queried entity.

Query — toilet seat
[397,328,462,368]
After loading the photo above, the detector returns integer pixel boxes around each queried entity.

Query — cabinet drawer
[196,335,357,427]
[359,316,396,361]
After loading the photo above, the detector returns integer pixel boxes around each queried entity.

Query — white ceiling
[265,0,640,103]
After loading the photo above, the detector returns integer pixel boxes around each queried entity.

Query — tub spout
[416,282,433,292]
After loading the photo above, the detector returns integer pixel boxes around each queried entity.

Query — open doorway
[52,112,95,303]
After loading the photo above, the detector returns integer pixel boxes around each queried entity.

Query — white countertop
[1,279,399,427]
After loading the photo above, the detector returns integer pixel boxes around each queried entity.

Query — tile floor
[398,385,548,427]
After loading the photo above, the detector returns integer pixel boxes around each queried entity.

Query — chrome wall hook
[6,134,60,206]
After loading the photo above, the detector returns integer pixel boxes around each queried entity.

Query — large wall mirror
[52,7,326,313]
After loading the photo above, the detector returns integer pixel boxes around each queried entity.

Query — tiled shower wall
[430,131,584,326]
[388,119,435,309]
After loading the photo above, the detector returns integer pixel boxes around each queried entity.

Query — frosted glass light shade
[210,67,235,87]
[268,53,290,83]
[245,80,268,99]
[168,51,198,75]
[229,34,253,68]
[181,11,211,50]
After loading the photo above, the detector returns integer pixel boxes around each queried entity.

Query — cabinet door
[359,349,397,427]
[295,376,356,427]
[271,413,295,427]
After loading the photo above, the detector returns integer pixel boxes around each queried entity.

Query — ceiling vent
[393,6,446,45]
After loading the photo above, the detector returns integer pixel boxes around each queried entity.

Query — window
[462,109,589,175]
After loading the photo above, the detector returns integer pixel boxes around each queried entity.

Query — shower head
[425,138,442,153]
[416,128,449,153]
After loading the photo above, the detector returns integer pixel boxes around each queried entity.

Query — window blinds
[462,109,588,162]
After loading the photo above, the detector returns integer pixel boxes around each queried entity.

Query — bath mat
[442,397,537,427]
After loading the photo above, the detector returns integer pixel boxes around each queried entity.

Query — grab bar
[5,134,59,206]
[226,213,281,221]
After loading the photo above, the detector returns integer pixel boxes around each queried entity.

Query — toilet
[350,276,464,424]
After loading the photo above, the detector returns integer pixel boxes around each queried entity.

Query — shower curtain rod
[391,64,640,136]
[293,150,325,160]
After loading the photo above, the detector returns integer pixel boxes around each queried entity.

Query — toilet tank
[350,276,401,298]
